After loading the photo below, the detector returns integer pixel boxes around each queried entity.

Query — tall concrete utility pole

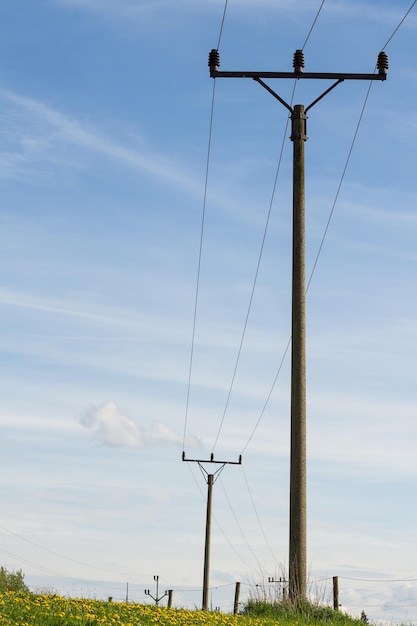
[208,48,388,603]
[182,452,242,610]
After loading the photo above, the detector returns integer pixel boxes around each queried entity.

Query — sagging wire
[211,1,329,453]
[302,0,327,50]
[182,79,216,451]
[182,0,229,451]
[382,0,417,49]
[185,463,257,573]
[210,83,296,454]
[239,0,417,454]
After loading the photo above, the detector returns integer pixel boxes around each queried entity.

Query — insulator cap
[208,48,220,72]
[293,49,305,72]
[377,51,388,74]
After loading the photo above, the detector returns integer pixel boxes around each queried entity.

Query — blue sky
[1,0,417,621]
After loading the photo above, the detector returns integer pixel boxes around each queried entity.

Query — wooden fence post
[333,576,339,610]
[234,582,241,615]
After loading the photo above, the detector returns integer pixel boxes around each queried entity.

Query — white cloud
[81,401,144,448]
[151,420,200,448]
[81,401,200,449]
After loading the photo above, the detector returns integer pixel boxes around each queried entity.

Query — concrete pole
[288,104,307,603]
[202,474,214,610]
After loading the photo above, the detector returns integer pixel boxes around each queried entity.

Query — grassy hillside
[0,592,367,626]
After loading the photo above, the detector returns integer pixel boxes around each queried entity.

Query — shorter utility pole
[183,451,242,610]
[145,575,169,606]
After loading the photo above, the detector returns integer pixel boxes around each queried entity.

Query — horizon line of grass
[0,590,371,626]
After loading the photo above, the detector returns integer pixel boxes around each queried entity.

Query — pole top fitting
[209,48,220,75]
[377,51,388,75]
[293,49,305,73]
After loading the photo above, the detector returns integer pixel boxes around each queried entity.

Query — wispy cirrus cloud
[0,88,201,193]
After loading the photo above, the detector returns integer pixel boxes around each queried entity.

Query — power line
[306,0,417,288]
[237,81,374,454]
[241,464,280,567]
[0,546,94,583]
[238,3,417,453]
[381,0,417,49]
[217,0,229,49]
[182,0,229,451]
[187,0,416,458]
[239,80,373,454]
[302,0,327,50]
[240,336,291,454]
[340,575,417,583]
[0,523,141,579]
[211,86,295,454]
[306,81,373,292]
[209,2,332,453]
[187,1,337,454]
[219,476,262,570]
[185,463,256,573]
[182,79,216,451]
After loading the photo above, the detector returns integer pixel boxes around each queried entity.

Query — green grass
[242,598,366,624]
[0,591,367,626]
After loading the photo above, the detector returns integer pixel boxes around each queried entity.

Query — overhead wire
[182,0,229,452]
[241,464,281,568]
[0,546,98,584]
[211,85,296,454]
[0,523,142,579]
[301,0,327,50]
[182,63,217,452]
[340,575,417,583]
[236,2,417,598]
[382,0,417,49]
[211,0,329,454]
[307,0,417,290]
[240,90,371,451]
[306,82,373,292]
[185,0,417,588]
[185,463,257,573]
[236,0,326,454]
[208,0,332,572]
[240,336,291,455]
[216,0,229,49]
[239,0,417,454]
[218,476,263,570]
[339,575,417,617]
[212,0,417,575]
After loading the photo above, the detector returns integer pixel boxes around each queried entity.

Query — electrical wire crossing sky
[0,0,417,622]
